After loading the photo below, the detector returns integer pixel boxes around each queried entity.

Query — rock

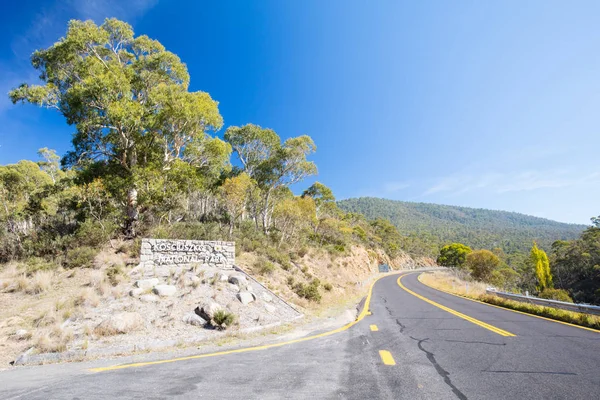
[153,284,177,297]
[14,329,30,340]
[95,312,144,335]
[218,273,229,282]
[135,278,159,290]
[237,291,255,305]
[129,288,144,297]
[183,312,206,326]
[229,284,240,292]
[13,347,35,366]
[245,284,253,292]
[229,275,247,285]
[262,293,273,302]
[264,303,276,313]
[195,301,223,321]
[140,294,159,303]
[189,276,201,285]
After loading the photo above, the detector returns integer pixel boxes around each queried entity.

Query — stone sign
[140,239,235,269]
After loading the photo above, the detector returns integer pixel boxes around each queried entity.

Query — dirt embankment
[0,244,425,367]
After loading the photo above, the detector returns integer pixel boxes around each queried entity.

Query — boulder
[94,312,144,335]
[140,294,159,303]
[264,303,276,313]
[195,301,223,321]
[237,291,255,305]
[135,278,159,290]
[189,275,201,286]
[183,312,206,326]
[129,288,144,297]
[229,284,240,292]
[153,284,177,297]
[218,273,229,282]
[229,275,247,285]
[261,293,273,303]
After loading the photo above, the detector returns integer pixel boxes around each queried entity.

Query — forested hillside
[338,197,586,254]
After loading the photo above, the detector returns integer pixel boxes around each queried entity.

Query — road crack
[410,336,467,400]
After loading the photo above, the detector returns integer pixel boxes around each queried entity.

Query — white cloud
[383,181,410,193]
[423,170,600,197]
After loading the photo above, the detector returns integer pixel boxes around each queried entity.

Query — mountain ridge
[337,197,587,254]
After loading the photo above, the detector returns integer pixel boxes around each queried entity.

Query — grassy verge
[420,271,600,331]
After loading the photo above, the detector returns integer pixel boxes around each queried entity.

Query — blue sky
[1,1,599,224]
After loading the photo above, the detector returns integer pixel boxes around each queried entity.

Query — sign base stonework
[140,239,235,270]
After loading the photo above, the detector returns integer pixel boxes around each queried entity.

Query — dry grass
[29,271,53,294]
[74,287,100,307]
[421,270,600,331]
[32,307,58,328]
[420,271,487,297]
[88,270,105,288]
[34,325,74,353]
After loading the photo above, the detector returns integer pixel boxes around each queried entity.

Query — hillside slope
[337,197,587,253]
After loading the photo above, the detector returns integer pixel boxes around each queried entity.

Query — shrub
[287,276,295,286]
[296,247,309,258]
[264,247,292,271]
[538,288,573,303]
[294,281,322,302]
[73,220,117,248]
[212,310,236,329]
[323,283,333,291]
[105,263,124,286]
[255,258,276,275]
[24,257,58,276]
[64,246,97,269]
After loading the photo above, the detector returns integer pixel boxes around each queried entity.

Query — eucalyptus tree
[225,124,317,232]
[10,18,223,236]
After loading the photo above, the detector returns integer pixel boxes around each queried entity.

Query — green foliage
[64,246,97,269]
[293,280,322,302]
[255,257,276,275]
[23,257,59,276]
[481,294,599,330]
[323,282,333,291]
[538,288,573,303]
[338,197,585,256]
[212,310,236,329]
[437,243,472,268]
[465,250,501,282]
[550,223,600,304]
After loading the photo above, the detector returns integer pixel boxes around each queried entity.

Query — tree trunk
[262,190,272,234]
[124,187,139,238]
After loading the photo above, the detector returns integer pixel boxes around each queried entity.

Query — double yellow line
[397,275,515,337]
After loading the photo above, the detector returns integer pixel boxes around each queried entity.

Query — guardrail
[486,289,600,316]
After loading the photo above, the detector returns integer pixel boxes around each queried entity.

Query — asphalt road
[1,271,599,399]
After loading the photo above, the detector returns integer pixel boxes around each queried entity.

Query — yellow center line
[397,275,516,337]
[379,350,396,365]
[370,324,379,331]
[90,271,405,373]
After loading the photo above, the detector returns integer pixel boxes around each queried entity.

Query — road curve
[1,271,598,399]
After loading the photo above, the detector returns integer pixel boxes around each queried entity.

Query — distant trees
[337,197,585,256]
[437,243,472,268]
[550,218,600,304]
